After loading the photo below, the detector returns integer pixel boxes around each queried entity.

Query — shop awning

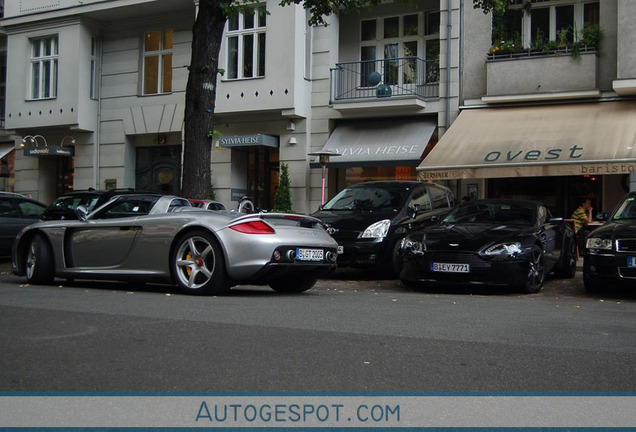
[417,102,636,180]
[0,143,15,160]
[312,117,437,168]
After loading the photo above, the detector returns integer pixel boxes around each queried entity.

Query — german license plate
[431,262,470,273]
[296,248,324,261]
[629,256,636,267]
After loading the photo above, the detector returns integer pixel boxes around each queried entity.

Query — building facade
[1,0,634,218]
[421,0,636,217]
[0,0,453,215]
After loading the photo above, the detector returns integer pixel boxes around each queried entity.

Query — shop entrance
[135,145,182,195]
[487,175,603,219]
[232,147,279,211]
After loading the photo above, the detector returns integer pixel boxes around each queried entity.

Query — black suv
[41,188,137,220]
[0,192,47,256]
[311,181,454,275]
[584,191,636,292]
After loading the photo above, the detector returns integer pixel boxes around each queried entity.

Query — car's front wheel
[171,230,230,295]
[269,277,317,293]
[520,245,545,293]
[25,233,55,285]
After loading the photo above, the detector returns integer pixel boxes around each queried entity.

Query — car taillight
[230,220,276,234]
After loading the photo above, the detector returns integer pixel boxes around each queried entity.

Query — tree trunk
[182,0,230,199]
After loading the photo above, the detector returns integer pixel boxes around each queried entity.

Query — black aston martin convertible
[398,199,578,293]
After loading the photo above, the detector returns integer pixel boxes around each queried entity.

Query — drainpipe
[445,0,452,132]
[94,32,104,189]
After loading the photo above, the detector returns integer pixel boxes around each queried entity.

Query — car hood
[411,222,535,251]
[311,210,399,231]
[589,220,636,237]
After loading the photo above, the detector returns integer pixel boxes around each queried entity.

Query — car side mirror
[411,204,421,219]
[595,212,609,222]
[75,205,89,222]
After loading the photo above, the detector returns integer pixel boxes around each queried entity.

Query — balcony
[330,57,439,107]
[485,47,598,100]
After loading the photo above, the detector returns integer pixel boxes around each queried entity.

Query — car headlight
[361,219,391,239]
[586,237,612,250]
[482,242,523,259]
[400,237,426,255]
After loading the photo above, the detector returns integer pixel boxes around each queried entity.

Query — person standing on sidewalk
[571,196,594,256]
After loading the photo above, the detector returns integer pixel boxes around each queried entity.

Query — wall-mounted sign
[219,134,279,149]
[24,146,75,157]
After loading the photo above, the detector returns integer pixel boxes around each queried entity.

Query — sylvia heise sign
[219,134,278,148]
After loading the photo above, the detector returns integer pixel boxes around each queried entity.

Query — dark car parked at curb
[584,191,636,292]
[0,192,47,256]
[41,188,137,220]
[311,181,454,276]
[399,199,578,293]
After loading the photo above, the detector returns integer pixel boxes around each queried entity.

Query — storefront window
[343,166,417,186]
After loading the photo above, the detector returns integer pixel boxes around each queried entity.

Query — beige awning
[417,101,636,180]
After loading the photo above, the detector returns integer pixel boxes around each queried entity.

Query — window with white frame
[506,0,599,48]
[226,5,266,80]
[359,12,439,87]
[30,36,58,100]
[143,30,173,95]
[90,37,99,99]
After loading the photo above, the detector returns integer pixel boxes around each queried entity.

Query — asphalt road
[1,260,635,392]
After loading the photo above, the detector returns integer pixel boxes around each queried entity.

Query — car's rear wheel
[554,237,577,279]
[171,230,230,295]
[520,245,545,293]
[25,234,55,285]
[269,277,317,293]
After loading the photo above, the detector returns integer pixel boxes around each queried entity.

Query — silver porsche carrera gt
[11,194,338,295]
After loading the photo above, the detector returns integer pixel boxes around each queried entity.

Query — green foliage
[472,0,507,14]
[272,163,293,213]
[581,24,604,48]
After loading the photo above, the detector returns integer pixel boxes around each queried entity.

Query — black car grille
[617,239,636,253]
[619,268,636,278]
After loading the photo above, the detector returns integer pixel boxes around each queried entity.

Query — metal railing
[330,57,439,103]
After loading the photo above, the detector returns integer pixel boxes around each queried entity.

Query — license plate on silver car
[431,262,470,273]
[297,248,324,261]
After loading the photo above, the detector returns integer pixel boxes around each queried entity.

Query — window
[18,201,46,218]
[226,6,266,79]
[30,36,58,99]
[143,30,173,95]
[429,185,452,209]
[359,12,439,87]
[501,1,600,48]
[90,37,99,99]
[409,186,432,211]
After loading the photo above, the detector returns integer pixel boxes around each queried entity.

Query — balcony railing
[330,57,439,104]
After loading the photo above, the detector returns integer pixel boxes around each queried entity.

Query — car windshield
[612,196,636,220]
[322,186,407,211]
[443,201,537,226]
[50,195,100,211]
